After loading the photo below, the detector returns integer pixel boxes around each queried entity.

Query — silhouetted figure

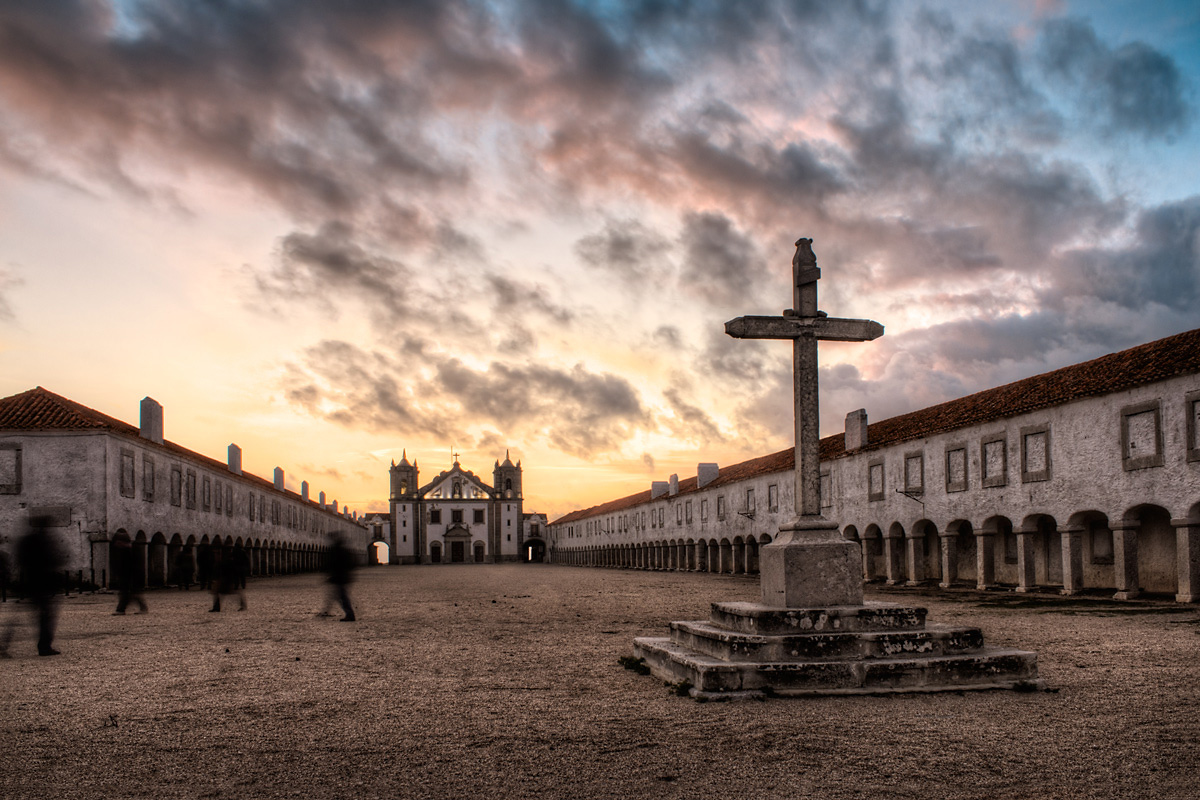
[232,545,250,590]
[196,542,214,592]
[111,535,148,615]
[209,546,246,612]
[321,535,355,622]
[3,516,65,656]
[175,546,195,590]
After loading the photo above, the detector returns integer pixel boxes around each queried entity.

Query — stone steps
[633,635,1040,697]
[669,620,985,663]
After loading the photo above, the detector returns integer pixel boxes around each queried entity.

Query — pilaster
[1060,526,1085,596]
[1111,522,1140,600]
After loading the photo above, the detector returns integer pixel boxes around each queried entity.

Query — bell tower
[390,451,420,564]
[493,450,522,500]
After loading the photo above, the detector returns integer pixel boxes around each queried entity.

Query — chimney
[651,481,668,499]
[668,474,679,496]
[139,397,163,444]
[227,444,242,475]
[301,481,309,502]
[697,463,719,488]
[332,500,339,513]
[274,467,284,492]
[845,409,869,451]
[319,491,326,507]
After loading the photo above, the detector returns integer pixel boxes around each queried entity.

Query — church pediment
[421,463,492,500]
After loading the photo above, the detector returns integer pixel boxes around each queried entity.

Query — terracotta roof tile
[552,327,1200,526]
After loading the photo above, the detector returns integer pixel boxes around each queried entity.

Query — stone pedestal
[634,515,1040,699]
[759,518,862,608]
[634,601,1041,698]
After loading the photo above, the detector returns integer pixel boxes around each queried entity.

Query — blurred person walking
[320,534,355,622]
[111,534,148,615]
[1,516,65,656]
[209,545,246,612]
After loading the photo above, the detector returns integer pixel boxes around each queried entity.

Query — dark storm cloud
[574,219,673,284]
[1038,18,1192,140]
[679,212,767,307]
[435,358,649,456]
[285,339,651,458]
[485,274,574,324]
[258,222,411,316]
[1047,196,1200,313]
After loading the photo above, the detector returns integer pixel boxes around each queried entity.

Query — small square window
[474,509,484,524]
[185,469,197,510]
[945,445,967,493]
[1021,425,1051,483]
[143,455,155,501]
[904,452,924,494]
[1122,400,1164,471]
[1188,391,1200,463]
[0,443,21,495]
[430,509,442,524]
[120,449,136,498]
[981,435,1007,488]
[867,460,885,502]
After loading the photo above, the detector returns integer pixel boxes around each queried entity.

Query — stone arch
[1119,504,1176,596]
[946,519,976,586]
[745,535,760,574]
[909,520,940,585]
[1019,513,1062,590]
[861,524,885,582]
[707,538,720,573]
[982,515,1016,587]
[1067,510,1114,592]
[731,536,746,575]
[719,537,734,574]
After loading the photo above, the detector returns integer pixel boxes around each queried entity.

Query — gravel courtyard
[3,564,1199,799]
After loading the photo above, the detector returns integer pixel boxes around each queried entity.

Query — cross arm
[725,315,885,342]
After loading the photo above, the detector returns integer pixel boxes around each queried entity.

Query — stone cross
[725,238,884,607]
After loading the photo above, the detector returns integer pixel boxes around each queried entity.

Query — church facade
[548,327,1200,603]
[387,452,526,564]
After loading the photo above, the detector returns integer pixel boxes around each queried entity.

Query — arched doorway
[524,538,546,563]
[430,541,442,563]
[371,540,390,565]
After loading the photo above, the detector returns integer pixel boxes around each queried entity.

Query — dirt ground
[2,564,1199,800]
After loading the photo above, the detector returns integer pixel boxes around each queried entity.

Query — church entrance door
[451,541,466,563]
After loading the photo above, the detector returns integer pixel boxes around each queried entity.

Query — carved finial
[793,238,815,268]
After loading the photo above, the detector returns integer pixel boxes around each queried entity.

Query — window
[820,471,832,509]
[745,488,755,514]
[945,445,967,493]
[700,499,709,522]
[904,452,924,494]
[474,509,484,524]
[143,455,155,501]
[981,435,1007,488]
[1189,391,1200,463]
[430,509,442,524]
[259,495,265,522]
[716,495,725,520]
[451,509,463,524]
[658,508,664,528]
[685,500,693,523]
[868,459,885,502]
[185,469,197,509]
[1121,401,1164,471]
[226,486,232,517]
[768,484,778,512]
[1020,425,1051,483]
[248,492,255,520]
[271,500,281,525]
[202,476,212,511]
[0,443,20,494]
[676,505,683,525]
[120,449,135,498]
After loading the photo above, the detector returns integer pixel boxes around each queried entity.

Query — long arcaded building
[548,328,1200,602]
[0,388,370,588]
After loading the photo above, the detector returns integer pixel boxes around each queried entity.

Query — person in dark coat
[111,535,148,615]
[209,545,246,612]
[196,542,214,592]
[175,546,195,590]
[232,545,250,591]
[321,534,355,622]
[9,516,65,656]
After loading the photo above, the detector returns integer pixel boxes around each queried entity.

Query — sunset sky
[1,1,1198,520]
